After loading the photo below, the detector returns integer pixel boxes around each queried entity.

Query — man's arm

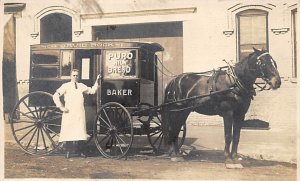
[53,85,69,113]
[84,74,101,95]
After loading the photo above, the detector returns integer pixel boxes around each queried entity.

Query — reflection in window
[61,50,73,78]
[32,50,59,64]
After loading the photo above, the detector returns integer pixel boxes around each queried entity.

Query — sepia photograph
[1,0,298,180]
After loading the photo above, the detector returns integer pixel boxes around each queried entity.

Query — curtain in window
[238,10,268,61]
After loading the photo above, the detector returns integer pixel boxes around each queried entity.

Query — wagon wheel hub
[35,119,44,128]
[108,126,117,134]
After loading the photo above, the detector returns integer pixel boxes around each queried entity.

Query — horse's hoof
[225,163,244,169]
[171,156,184,162]
[157,153,170,159]
[225,157,243,169]
[225,157,233,164]
[232,157,242,164]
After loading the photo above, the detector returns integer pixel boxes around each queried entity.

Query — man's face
[71,71,79,82]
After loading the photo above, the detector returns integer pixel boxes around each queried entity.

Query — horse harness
[166,52,277,111]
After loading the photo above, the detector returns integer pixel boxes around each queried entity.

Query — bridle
[254,52,278,91]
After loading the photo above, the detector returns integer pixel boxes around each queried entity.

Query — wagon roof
[31,41,164,52]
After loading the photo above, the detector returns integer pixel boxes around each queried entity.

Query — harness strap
[256,52,269,60]
[224,62,256,99]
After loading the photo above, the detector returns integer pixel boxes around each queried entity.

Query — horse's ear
[253,47,261,54]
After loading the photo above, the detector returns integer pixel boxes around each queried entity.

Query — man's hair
[71,69,80,74]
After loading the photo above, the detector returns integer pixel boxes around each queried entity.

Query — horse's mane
[235,52,256,67]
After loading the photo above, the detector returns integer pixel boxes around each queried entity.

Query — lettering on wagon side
[107,89,133,96]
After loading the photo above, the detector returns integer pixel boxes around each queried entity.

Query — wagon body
[10,41,186,158]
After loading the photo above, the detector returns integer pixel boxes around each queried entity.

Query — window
[31,50,60,78]
[40,13,72,43]
[61,50,73,78]
[31,50,75,79]
[103,50,137,78]
[140,50,155,81]
[237,9,268,61]
[81,58,91,80]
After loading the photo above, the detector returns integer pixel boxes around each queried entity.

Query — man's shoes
[78,152,87,158]
[65,151,70,159]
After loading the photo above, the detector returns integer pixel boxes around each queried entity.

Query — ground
[4,142,296,180]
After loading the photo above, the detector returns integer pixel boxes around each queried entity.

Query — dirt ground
[4,142,296,180]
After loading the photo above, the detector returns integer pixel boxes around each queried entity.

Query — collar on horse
[227,65,256,99]
[220,60,256,99]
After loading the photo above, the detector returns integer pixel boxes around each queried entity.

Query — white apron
[53,82,98,142]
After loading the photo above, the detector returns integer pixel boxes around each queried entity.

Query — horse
[161,48,281,163]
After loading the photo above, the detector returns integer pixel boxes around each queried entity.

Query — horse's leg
[167,112,182,156]
[161,111,172,155]
[231,115,245,161]
[164,110,189,160]
[162,110,179,156]
[223,111,234,161]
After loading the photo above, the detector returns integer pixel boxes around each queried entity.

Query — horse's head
[252,48,281,89]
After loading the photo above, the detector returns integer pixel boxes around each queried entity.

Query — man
[53,69,100,158]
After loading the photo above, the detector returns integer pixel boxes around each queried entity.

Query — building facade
[2,0,298,113]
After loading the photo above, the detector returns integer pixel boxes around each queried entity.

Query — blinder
[255,52,278,79]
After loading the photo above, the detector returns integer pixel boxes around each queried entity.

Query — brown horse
[162,48,281,162]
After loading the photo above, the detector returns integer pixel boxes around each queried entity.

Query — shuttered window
[237,10,268,61]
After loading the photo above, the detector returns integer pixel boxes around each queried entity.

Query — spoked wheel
[147,113,186,154]
[93,102,134,159]
[9,91,63,155]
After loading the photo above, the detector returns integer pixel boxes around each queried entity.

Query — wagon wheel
[9,91,63,155]
[146,113,186,154]
[93,102,134,159]
[137,103,187,154]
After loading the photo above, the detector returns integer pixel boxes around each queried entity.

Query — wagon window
[104,49,137,78]
[81,58,90,79]
[31,50,60,79]
[32,67,59,78]
[32,50,59,64]
[61,50,73,78]
[140,50,155,81]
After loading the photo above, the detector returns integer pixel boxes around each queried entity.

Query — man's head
[70,69,80,83]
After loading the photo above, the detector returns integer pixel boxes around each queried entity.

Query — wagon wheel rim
[147,115,186,154]
[94,102,133,159]
[9,91,63,155]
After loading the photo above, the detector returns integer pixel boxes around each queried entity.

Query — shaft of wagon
[132,87,234,116]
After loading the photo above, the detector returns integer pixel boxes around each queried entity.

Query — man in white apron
[53,69,100,158]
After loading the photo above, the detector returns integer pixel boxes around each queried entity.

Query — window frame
[237,9,269,62]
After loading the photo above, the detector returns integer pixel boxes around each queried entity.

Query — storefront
[3,0,298,115]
